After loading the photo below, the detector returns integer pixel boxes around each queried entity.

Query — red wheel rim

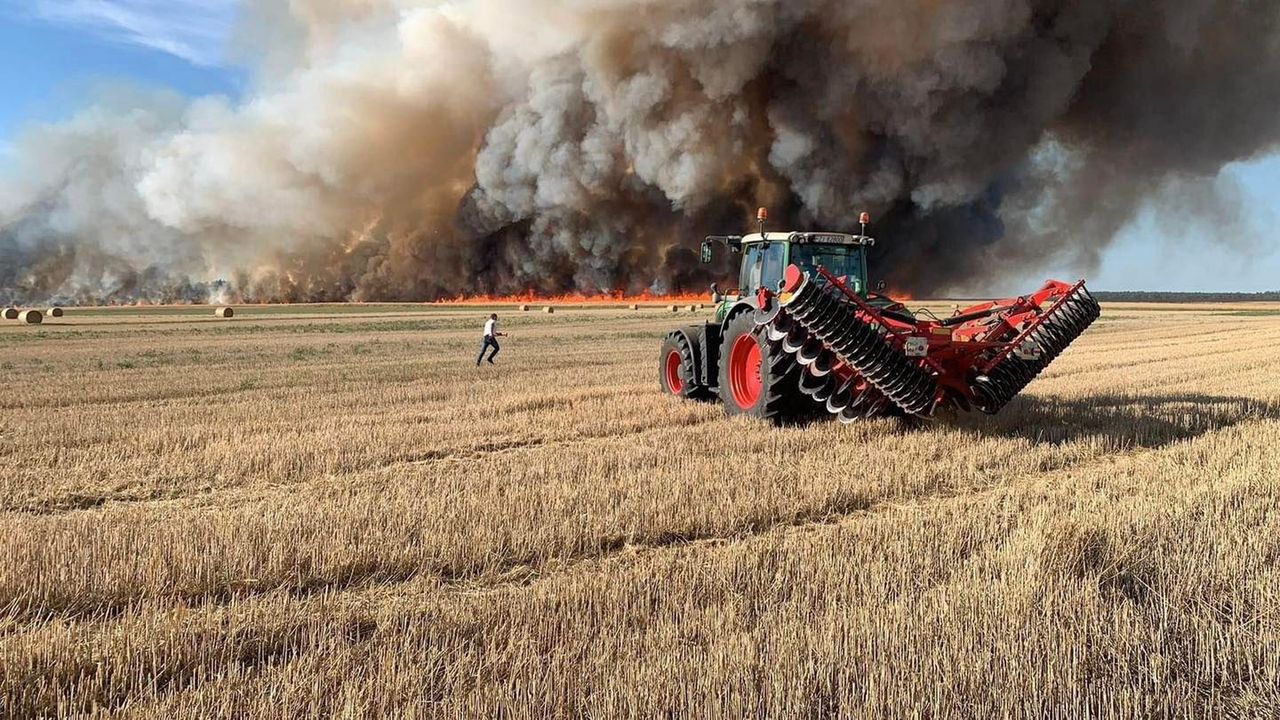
[665,350,685,394]
[728,333,763,409]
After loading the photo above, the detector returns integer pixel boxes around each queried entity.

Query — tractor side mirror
[876,280,887,291]
[700,241,713,264]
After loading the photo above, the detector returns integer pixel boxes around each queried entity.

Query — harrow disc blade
[838,404,863,424]
[765,312,793,343]
[810,304,850,335]
[826,379,855,414]
[810,350,837,377]
[812,379,837,403]
[778,281,939,417]
[798,370,834,399]
[790,294,834,323]
[782,327,811,355]
[846,387,873,413]
[863,396,889,418]
[878,370,915,397]
[972,284,1101,413]
[1057,302,1088,326]
[796,338,825,366]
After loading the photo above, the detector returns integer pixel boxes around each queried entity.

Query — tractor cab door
[739,242,787,293]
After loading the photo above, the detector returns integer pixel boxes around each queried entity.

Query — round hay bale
[2,307,16,320]
[519,304,530,311]
[48,307,64,317]
[18,309,42,325]
[543,306,555,314]
[628,303,639,311]
[668,304,678,312]
[687,304,698,312]
[215,307,235,319]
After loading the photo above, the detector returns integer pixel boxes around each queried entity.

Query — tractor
[657,208,1100,422]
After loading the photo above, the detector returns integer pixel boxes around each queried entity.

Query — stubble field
[1,301,1278,717]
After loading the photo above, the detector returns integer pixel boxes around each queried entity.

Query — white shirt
[483,318,497,338]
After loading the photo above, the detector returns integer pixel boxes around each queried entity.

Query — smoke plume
[2,0,1278,304]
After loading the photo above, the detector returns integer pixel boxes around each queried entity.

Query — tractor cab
[701,209,891,324]
[732,232,871,297]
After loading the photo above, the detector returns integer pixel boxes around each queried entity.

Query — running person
[476,313,505,365]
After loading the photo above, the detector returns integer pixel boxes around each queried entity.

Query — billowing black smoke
[1,0,1277,304]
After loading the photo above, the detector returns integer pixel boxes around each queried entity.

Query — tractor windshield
[791,245,864,288]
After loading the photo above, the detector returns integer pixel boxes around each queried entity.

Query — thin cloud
[21,0,238,66]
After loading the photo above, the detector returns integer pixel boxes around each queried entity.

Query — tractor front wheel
[717,312,803,423]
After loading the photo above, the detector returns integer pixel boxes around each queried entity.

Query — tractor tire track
[0,412,722,517]
[4,410,1250,626]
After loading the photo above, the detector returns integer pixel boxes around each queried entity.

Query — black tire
[658,332,704,399]
[717,312,805,423]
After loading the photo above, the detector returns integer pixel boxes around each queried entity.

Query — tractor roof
[740,231,875,246]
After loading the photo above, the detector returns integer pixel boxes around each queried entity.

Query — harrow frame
[745,264,1101,420]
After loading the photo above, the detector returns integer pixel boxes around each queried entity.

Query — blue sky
[1088,157,1280,293]
[0,0,1277,292]
[0,1,243,144]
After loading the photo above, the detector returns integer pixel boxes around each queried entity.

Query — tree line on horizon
[1092,290,1280,302]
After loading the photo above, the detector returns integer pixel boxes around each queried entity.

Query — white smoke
[2,0,1279,303]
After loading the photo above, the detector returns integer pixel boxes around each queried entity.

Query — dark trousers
[476,335,500,364]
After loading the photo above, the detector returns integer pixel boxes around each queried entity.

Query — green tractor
[659,209,892,420]
[658,208,1100,423]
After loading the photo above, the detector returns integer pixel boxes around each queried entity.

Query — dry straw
[1,302,1278,717]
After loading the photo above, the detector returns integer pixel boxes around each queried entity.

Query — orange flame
[431,288,711,305]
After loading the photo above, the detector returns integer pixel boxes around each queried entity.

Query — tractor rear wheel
[658,332,703,399]
[717,312,803,423]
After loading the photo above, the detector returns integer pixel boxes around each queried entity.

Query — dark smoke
[1,0,1278,304]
